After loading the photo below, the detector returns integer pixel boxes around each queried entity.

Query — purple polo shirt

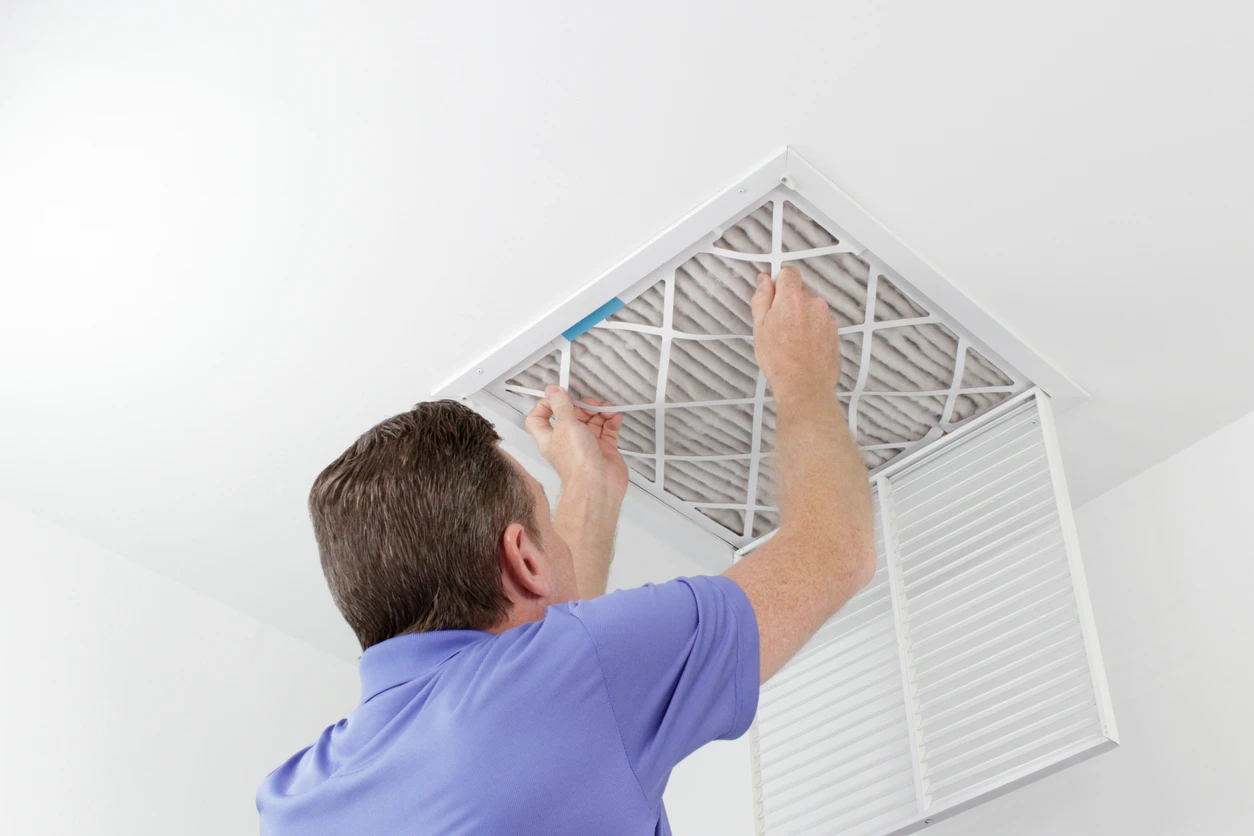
[257,575,760,835]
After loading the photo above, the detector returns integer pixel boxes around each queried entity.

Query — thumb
[751,273,775,331]
[544,385,577,423]
[524,398,555,446]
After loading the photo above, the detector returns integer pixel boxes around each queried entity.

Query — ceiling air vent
[491,192,1027,545]
[437,148,1112,832]
[446,149,1082,549]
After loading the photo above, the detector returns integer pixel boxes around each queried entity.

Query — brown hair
[310,400,537,650]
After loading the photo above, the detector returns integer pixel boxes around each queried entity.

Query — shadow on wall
[0,503,359,836]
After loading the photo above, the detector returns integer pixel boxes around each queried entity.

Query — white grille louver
[752,493,918,836]
[748,391,1117,835]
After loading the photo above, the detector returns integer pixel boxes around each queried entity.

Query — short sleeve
[568,575,760,806]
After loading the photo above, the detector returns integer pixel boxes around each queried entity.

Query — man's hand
[525,385,629,499]
[525,385,628,599]
[751,265,842,400]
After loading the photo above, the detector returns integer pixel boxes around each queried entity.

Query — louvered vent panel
[750,391,1116,836]
[883,398,1106,808]
[753,490,918,836]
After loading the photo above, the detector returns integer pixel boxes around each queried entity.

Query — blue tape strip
[562,297,626,341]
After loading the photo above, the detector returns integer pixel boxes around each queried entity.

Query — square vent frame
[435,147,1088,554]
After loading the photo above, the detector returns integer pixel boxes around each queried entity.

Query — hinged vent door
[750,389,1116,836]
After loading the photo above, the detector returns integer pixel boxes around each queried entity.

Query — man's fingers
[775,265,803,298]
[544,384,577,422]
[524,398,555,443]
[586,399,608,429]
[751,273,775,330]
[600,401,622,438]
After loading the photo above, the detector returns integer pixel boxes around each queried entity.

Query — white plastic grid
[487,189,1028,548]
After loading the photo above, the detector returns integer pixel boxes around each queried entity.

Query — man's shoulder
[564,576,744,642]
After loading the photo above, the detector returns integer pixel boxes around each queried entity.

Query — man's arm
[724,266,878,683]
[551,469,623,599]
[526,388,628,598]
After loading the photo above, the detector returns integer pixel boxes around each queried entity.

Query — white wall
[0,502,359,836]
[924,408,1254,835]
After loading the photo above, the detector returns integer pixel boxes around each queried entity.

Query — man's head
[310,400,576,650]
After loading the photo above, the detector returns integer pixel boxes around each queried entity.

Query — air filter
[464,153,1055,548]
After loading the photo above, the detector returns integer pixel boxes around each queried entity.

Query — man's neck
[484,602,547,635]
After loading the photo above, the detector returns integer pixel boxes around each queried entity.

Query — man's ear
[500,521,550,600]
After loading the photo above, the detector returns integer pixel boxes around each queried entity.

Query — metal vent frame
[437,147,1085,405]
[485,187,1032,546]
[440,148,1087,551]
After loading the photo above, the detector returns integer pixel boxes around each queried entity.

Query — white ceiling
[2,1,1251,660]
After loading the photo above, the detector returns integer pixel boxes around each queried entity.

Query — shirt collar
[358,630,491,705]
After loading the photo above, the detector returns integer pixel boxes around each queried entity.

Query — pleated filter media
[488,194,1027,548]
[748,391,1116,836]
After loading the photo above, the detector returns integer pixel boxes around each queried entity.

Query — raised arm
[723,266,878,683]
[525,387,628,599]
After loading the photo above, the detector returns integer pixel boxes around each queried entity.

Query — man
[257,266,877,834]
